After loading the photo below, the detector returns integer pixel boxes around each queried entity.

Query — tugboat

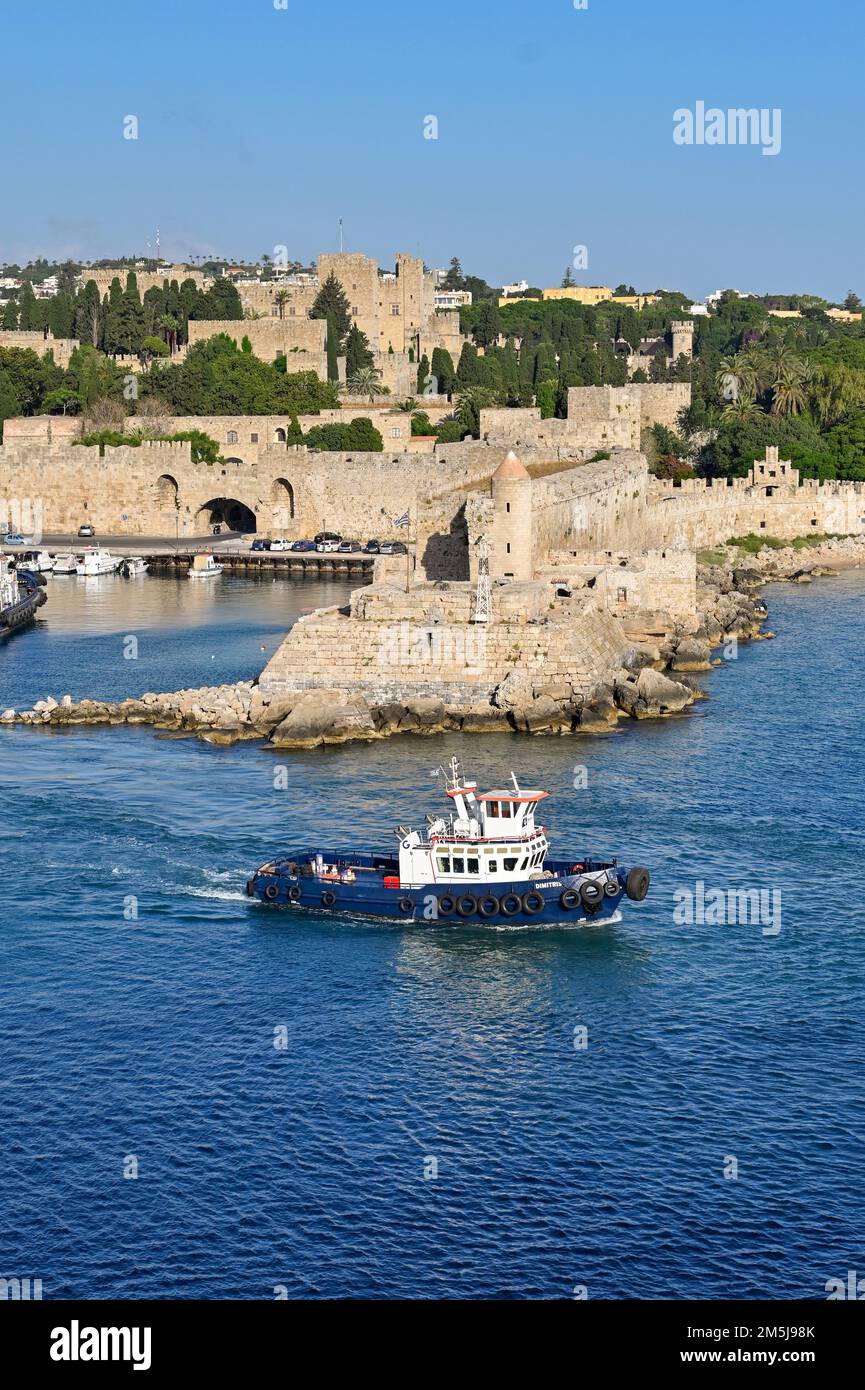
[0,556,47,638]
[247,758,650,926]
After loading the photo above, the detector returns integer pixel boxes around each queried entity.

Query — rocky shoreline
[3,535,862,749]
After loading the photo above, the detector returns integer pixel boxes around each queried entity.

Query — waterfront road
[4,531,253,555]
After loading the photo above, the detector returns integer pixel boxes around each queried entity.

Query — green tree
[345,323,374,377]
[2,299,18,329]
[430,347,455,395]
[416,352,430,394]
[311,272,352,345]
[326,315,339,382]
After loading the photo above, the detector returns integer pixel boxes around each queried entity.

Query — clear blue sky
[1,0,861,301]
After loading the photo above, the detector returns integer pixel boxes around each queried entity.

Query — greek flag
[393,511,410,528]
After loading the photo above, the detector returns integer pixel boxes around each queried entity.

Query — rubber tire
[560,888,581,911]
[437,893,457,916]
[476,895,500,918]
[321,890,336,907]
[521,891,544,916]
[625,867,650,902]
[398,897,415,915]
[604,878,620,898]
[288,885,302,902]
[264,884,279,902]
[580,880,605,913]
[456,895,478,917]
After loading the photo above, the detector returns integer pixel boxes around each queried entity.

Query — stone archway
[155,473,179,506]
[271,477,295,519]
[196,497,257,534]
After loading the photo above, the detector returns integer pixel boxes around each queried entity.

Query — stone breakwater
[0,582,763,749]
[3,534,860,750]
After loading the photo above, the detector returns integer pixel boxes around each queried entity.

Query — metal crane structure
[472,534,492,623]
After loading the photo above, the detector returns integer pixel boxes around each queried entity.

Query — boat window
[519,857,529,871]
[503,857,517,871]
[437,857,450,874]
[486,800,499,818]
[499,803,512,817]
[467,859,479,874]
[488,860,497,873]
[452,856,464,874]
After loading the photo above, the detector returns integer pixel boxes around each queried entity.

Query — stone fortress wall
[0,330,80,368]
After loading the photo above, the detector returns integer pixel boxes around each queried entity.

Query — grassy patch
[726,532,847,554]
[698,549,727,567]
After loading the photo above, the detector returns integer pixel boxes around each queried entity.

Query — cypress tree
[345,323,374,376]
[311,272,352,346]
[326,314,339,381]
[430,347,455,396]
[416,353,430,394]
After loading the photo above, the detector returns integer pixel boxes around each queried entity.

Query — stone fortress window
[227,431,238,444]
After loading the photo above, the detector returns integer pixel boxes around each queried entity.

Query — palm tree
[274,290,289,321]
[453,385,497,437]
[771,365,807,416]
[722,398,762,424]
[159,313,181,354]
[344,367,385,403]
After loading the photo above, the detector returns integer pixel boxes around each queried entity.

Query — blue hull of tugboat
[246,851,647,927]
[0,568,47,638]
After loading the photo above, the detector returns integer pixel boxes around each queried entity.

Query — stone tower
[491,450,533,581]
[671,320,694,361]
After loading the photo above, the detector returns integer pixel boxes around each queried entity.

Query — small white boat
[76,547,120,576]
[19,550,55,573]
[52,553,79,575]
[188,553,224,579]
[122,556,149,577]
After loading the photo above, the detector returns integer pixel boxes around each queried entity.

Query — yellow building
[543,285,613,306]
[541,287,659,311]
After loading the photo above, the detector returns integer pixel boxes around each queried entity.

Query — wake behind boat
[247,757,650,926]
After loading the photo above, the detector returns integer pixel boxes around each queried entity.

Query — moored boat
[18,549,55,573]
[0,557,47,637]
[121,556,149,577]
[247,757,650,927]
[76,547,120,576]
[51,553,79,574]
[188,553,224,579]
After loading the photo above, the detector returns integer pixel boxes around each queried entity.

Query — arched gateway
[196,497,257,534]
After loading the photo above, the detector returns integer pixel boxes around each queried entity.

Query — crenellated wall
[645,474,865,547]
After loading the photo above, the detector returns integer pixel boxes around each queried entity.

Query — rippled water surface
[1,571,863,1299]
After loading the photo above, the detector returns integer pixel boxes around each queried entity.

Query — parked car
[316,539,341,553]
[379,541,407,555]
[338,541,362,553]
[291,540,316,552]
[364,539,381,553]
[270,539,291,552]
[251,539,271,551]
[78,524,95,538]
[313,531,341,545]
[4,532,25,545]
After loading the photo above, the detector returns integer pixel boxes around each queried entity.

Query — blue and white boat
[0,556,47,638]
[247,757,650,926]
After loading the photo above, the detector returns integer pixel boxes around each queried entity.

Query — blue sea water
[1,570,864,1300]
